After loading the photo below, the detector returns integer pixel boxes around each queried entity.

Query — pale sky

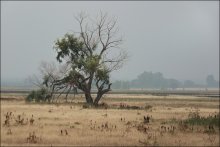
[1,1,219,84]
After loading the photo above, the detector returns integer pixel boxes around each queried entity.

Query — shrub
[184,111,219,127]
[26,88,50,102]
[26,90,37,102]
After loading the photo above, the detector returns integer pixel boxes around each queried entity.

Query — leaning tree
[49,12,127,105]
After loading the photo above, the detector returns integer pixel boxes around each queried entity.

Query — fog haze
[1,1,219,85]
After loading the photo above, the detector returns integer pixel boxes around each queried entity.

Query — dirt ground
[1,93,219,146]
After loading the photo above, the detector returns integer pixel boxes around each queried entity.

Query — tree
[206,75,218,88]
[51,12,127,105]
[183,80,195,88]
[131,71,168,89]
[167,78,181,90]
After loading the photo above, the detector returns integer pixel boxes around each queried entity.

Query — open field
[1,92,219,146]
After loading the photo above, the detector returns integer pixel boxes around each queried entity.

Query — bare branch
[75,13,93,55]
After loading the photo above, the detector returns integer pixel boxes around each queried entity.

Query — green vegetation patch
[26,88,51,103]
[184,111,219,127]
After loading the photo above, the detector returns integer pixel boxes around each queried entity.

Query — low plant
[26,88,51,103]
[184,111,219,127]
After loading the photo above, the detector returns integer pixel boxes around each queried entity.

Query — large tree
[49,12,126,105]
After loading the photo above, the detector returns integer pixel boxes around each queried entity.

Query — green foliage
[85,55,100,73]
[96,67,109,81]
[26,90,37,102]
[26,88,50,103]
[161,112,219,128]
[184,111,219,127]
[54,33,109,83]
[54,33,85,63]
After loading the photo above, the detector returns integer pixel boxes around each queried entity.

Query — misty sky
[1,1,219,84]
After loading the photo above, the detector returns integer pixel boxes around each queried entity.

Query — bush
[184,111,219,127]
[26,88,51,102]
[26,90,37,102]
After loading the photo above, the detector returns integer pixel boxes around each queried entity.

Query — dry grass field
[1,92,219,146]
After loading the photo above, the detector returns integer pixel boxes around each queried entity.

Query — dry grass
[1,93,219,146]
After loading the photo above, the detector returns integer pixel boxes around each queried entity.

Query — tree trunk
[94,83,112,106]
[85,93,93,104]
[94,92,102,106]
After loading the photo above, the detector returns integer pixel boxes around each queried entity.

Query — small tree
[48,12,126,105]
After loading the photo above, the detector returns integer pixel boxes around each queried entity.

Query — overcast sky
[1,1,219,84]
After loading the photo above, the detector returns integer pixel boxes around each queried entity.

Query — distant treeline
[111,71,219,90]
[2,71,219,90]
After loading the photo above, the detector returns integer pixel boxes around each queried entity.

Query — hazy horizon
[1,1,219,85]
